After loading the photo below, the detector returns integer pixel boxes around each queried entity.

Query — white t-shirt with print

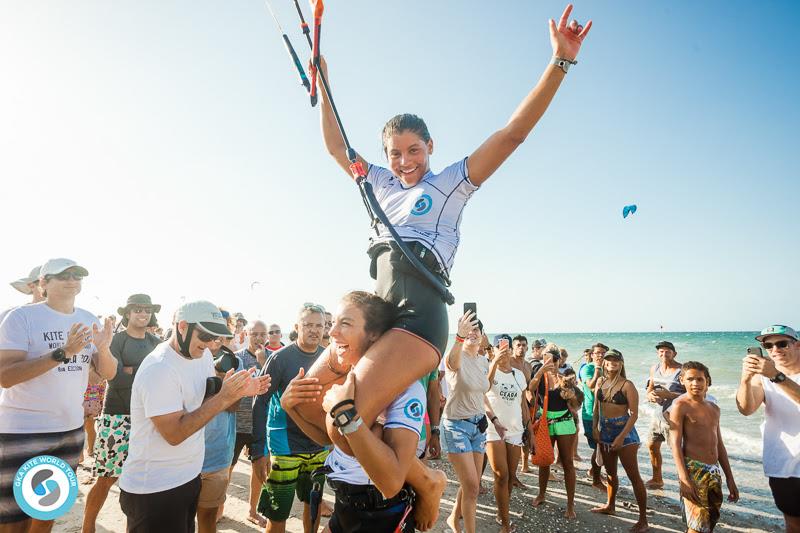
[119,342,214,494]
[325,381,426,486]
[486,368,526,443]
[0,302,99,433]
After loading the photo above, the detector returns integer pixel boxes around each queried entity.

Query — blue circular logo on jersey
[13,455,78,521]
[404,398,424,421]
[410,194,433,216]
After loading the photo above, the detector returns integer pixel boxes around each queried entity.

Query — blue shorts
[442,415,486,455]
[599,415,640,448]
[582,418,596,450]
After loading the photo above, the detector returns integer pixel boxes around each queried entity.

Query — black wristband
[490,415,498,423]
[329,399,355,417]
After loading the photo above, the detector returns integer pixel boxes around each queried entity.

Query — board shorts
[327,479,415,533]
[120,475,201,533]
[648,413,670,444]
[442,415,486,454]
[371,242,449,357]
[198,468,231,509]
[546,409,577,437]
[93,414,131,477]
[258,450,329,522]
[769,476,800,517]
[599,415,641,448]
[681,458,723,533]
[232,432,256,465]
[0,426,83,524]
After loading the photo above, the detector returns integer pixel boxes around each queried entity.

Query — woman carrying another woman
[528,343,581,518]
[485,334,530,533]
[591,349,649,533]
[280,291,423,533]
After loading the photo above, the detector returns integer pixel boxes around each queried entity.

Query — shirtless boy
[669,362,739,533]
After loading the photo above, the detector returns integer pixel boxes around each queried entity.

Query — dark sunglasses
[196,330,219,343]
[762,340,793,350]
[130,307,153,314]
[50,272,84,281]
[250,332,268,337]
[268,330,281,335]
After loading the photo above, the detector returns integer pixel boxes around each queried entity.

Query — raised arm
[316,56,368,177]
[466,4,591,186]
[736,354,766,415]
[445,311,478,372]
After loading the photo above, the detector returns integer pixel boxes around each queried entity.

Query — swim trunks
[92,414,131,477]
[258,450,329,522]
[681,458,723,533]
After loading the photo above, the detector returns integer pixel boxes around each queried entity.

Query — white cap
[175,300,233,337]
[40,258,89,278]
[10,265,42,294]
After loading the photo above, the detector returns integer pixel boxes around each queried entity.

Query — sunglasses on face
[268,330,281,335]
[130,307,153,314]
[50,272,84,281]
[195,330,219,343]
[762,340,793,350]
[250,332,268,337]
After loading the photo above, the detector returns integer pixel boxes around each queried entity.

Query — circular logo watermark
[410,194,433,216]
[404,398,424,421]
[13,455,78,520]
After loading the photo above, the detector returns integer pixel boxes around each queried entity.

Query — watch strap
[339,415,363,435]
[551,56,577,73]
[771,372,787,383]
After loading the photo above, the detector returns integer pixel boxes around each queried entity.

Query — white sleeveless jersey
[366,158,478,275]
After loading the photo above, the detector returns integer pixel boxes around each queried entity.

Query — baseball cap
[493,333,512,347]
[755,325,798,342]
[10,265,41,294]
[655,341,675,351]
[40,258,89,278]
[604,349,624,361]
[176,300,233,338]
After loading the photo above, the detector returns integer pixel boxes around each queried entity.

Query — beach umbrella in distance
[622,204,637,219]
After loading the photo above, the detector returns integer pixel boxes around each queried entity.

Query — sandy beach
[56,439,783,533]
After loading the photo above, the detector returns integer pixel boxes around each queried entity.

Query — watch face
[335,412,350,427]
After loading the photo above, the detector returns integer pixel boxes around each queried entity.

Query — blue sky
[0,1,797,333]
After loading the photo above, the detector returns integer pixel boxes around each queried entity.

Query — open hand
[64,323,92,358]
[91,317,114,351]
[281,367,323,411]
[549,4,592,62]
[456,311,479,338]
[323,372,356,415]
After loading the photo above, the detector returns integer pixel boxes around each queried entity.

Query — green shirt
[579,363,596,420]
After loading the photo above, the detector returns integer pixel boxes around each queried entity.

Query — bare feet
[415,468,447,531]
[548,470,560,482]
[532,494,546,507]
[591,481,607,491]
[521,465,530,474]
[629,520,650,532]
[573,454,582,462]
[590,504,616,515]
[645,479,664,490]
[479,482,489,495]
[564,506,577,519]
[511,475,526,489]
[446,512,462,533]
[246,512,267,528]
[320,499,333,517]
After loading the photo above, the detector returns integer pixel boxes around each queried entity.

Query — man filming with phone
[737,325,800,533]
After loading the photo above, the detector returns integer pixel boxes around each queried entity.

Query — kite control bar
[265,0,454,305]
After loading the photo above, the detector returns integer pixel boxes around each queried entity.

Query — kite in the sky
[622,204,637,219]
[250,281,261,291]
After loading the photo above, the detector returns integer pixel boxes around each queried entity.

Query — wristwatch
[430,425,440,436]
[552,56,577,73]
[333,405,360,431]
[51,348,70,363]
[770,372,787,384]
[339,416,363,435]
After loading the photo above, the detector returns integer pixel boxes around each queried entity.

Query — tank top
[486,368,525,441]
[650,363,684,409]
[760,373,800,478]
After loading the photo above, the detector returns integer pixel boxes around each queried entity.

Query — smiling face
[41,268,84,300]
[329,302,380,367]
[126,306,153,330]
[762,335,800,369]
[385,130,433,186]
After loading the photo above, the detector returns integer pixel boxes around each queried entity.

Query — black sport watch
[51,348,69,363]
[770,372,787,384]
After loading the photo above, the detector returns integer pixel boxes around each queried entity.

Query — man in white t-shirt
[736,325,800,532]
[1,265,46,325]
[118,300,270,533]
[0,258,117,529]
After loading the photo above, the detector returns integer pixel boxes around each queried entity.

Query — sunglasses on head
[50,271,84,281]
[762,340,793,350]
[303,302,325,313]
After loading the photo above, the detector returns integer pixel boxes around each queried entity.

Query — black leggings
[372,244,449,356]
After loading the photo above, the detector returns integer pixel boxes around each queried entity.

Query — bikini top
[597,380,629,406]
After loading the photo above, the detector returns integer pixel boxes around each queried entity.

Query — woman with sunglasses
[280,291,427,533]
[591,349,649,533]
[299,4,592,524]
[528,344,581,519]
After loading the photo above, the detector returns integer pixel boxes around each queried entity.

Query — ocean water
[460,331,784,524]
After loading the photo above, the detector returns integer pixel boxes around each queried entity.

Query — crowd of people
[1,260,799,533]
[1,5,798,533]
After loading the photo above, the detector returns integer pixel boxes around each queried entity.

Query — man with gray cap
[0,265,45,325]
[0,258,116,529]
[118,300,270,533]
[737,325,800,532]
